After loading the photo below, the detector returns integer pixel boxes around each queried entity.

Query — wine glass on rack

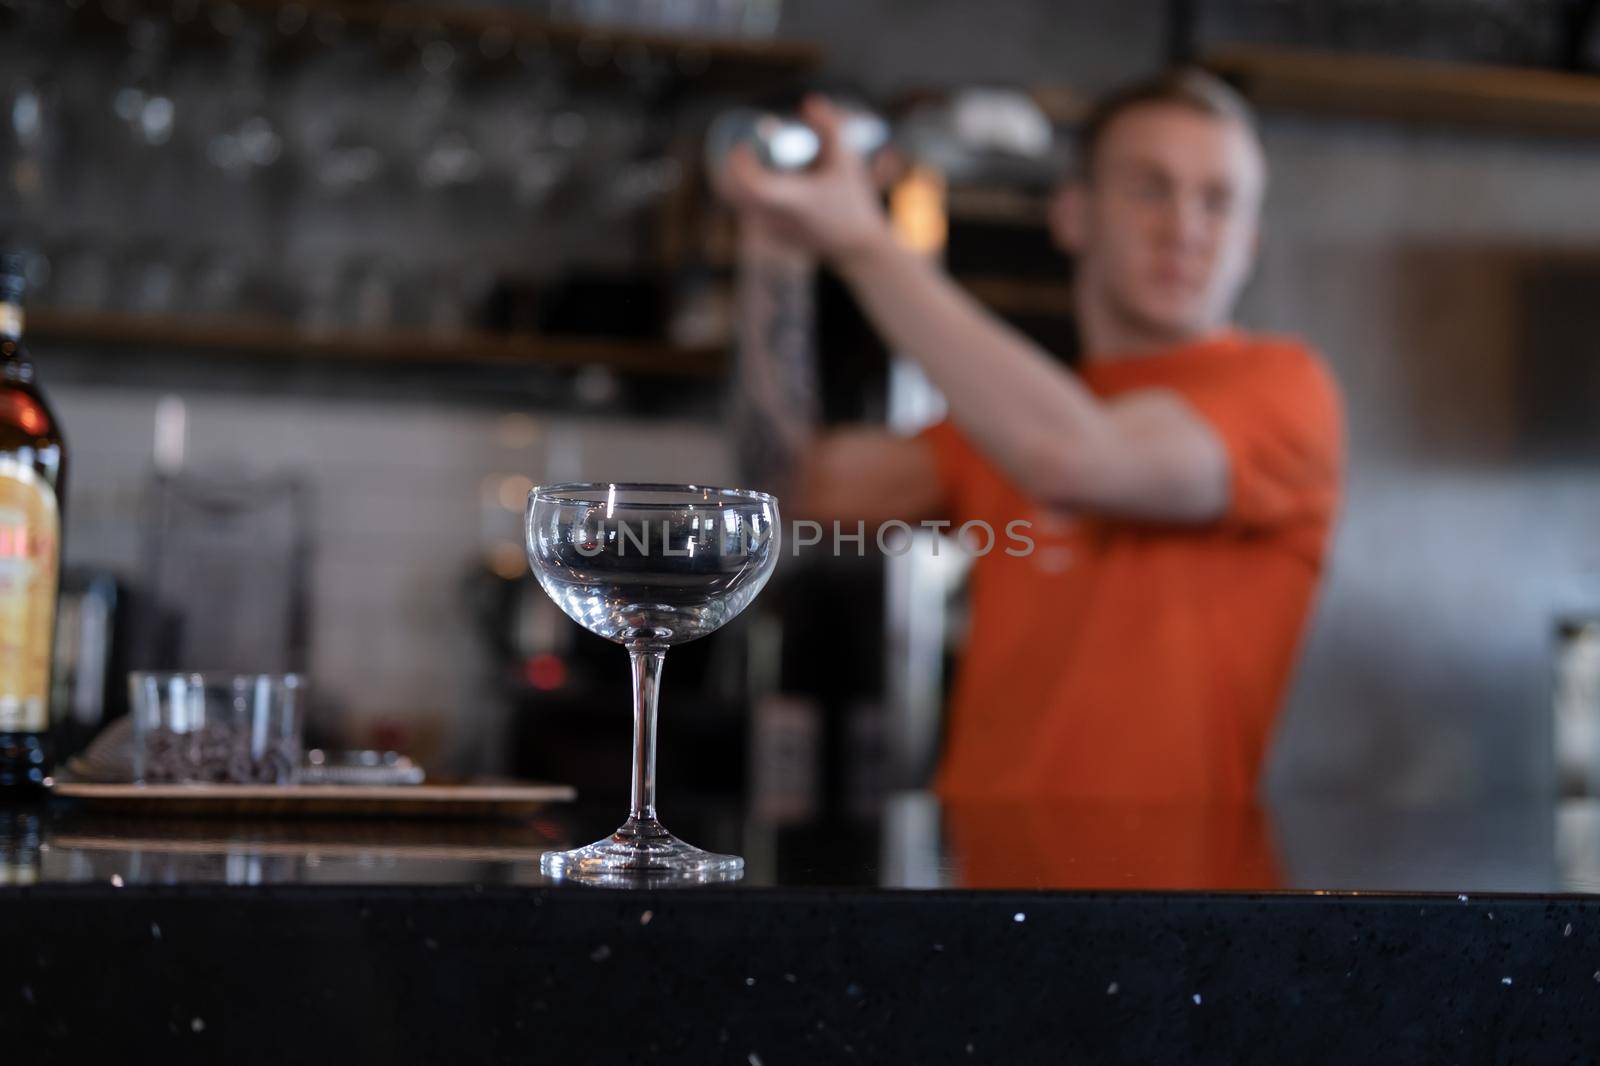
[525,483,779,884]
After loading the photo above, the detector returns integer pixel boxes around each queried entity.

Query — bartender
[719,70,1344,803]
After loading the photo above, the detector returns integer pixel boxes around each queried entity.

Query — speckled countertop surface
[3,795,1599,1063]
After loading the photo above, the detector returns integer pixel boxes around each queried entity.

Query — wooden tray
[49,782,576,820]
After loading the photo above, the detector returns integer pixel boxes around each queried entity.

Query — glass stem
[627,645,665,824]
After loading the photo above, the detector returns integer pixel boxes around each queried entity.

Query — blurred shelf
[958,276,1072,317]
[28,309,722,378]
[38,0,821,89]
[1026,83,1092,127]
[233,0,822,86]
[1208,45,1600,137]
[946,187,1052,227]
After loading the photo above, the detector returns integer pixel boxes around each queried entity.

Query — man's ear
[1048,180,1089,257]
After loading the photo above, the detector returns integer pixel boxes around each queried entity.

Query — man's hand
[716,96,894,264]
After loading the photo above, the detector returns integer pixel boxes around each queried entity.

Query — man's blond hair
[1075,68,1259,180]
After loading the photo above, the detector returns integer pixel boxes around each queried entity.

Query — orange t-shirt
[941,802,1284,890]
[920,331,1344,803]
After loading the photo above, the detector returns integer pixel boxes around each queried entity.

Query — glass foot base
[540,815,744,885]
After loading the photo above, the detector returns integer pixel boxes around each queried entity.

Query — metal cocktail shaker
[705,106,891,174]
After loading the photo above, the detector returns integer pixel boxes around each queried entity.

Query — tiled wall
[1244,118,1600,801]
[51,382,731,771]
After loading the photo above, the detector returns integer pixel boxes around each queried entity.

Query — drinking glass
[525,483,779,882]
[129,672,305,785]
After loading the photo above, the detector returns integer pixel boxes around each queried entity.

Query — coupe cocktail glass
[525,483,779,882]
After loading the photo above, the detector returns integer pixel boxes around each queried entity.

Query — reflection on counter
[36,815,565,888]
[7,795,1600,894]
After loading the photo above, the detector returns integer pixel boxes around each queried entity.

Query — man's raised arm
[730,216,947,527]
[720,98,1231,525]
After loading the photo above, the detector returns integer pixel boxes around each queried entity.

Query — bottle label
[0,304,21,340]
[0,457,58,733]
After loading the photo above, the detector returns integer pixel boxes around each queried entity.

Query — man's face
[1054,103,1266,343]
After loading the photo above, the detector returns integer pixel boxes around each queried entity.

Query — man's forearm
[835,231,1112,502]
[732,225,820,501]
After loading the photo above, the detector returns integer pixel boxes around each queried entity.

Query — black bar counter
[4,795,1600,1064]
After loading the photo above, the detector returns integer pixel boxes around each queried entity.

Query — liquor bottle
[0,254,65,796]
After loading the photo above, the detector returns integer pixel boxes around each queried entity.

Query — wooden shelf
[27,309,722,378]
[958,276,1072,317]
[1207,45,1600,136]
[946,188,1052,228]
